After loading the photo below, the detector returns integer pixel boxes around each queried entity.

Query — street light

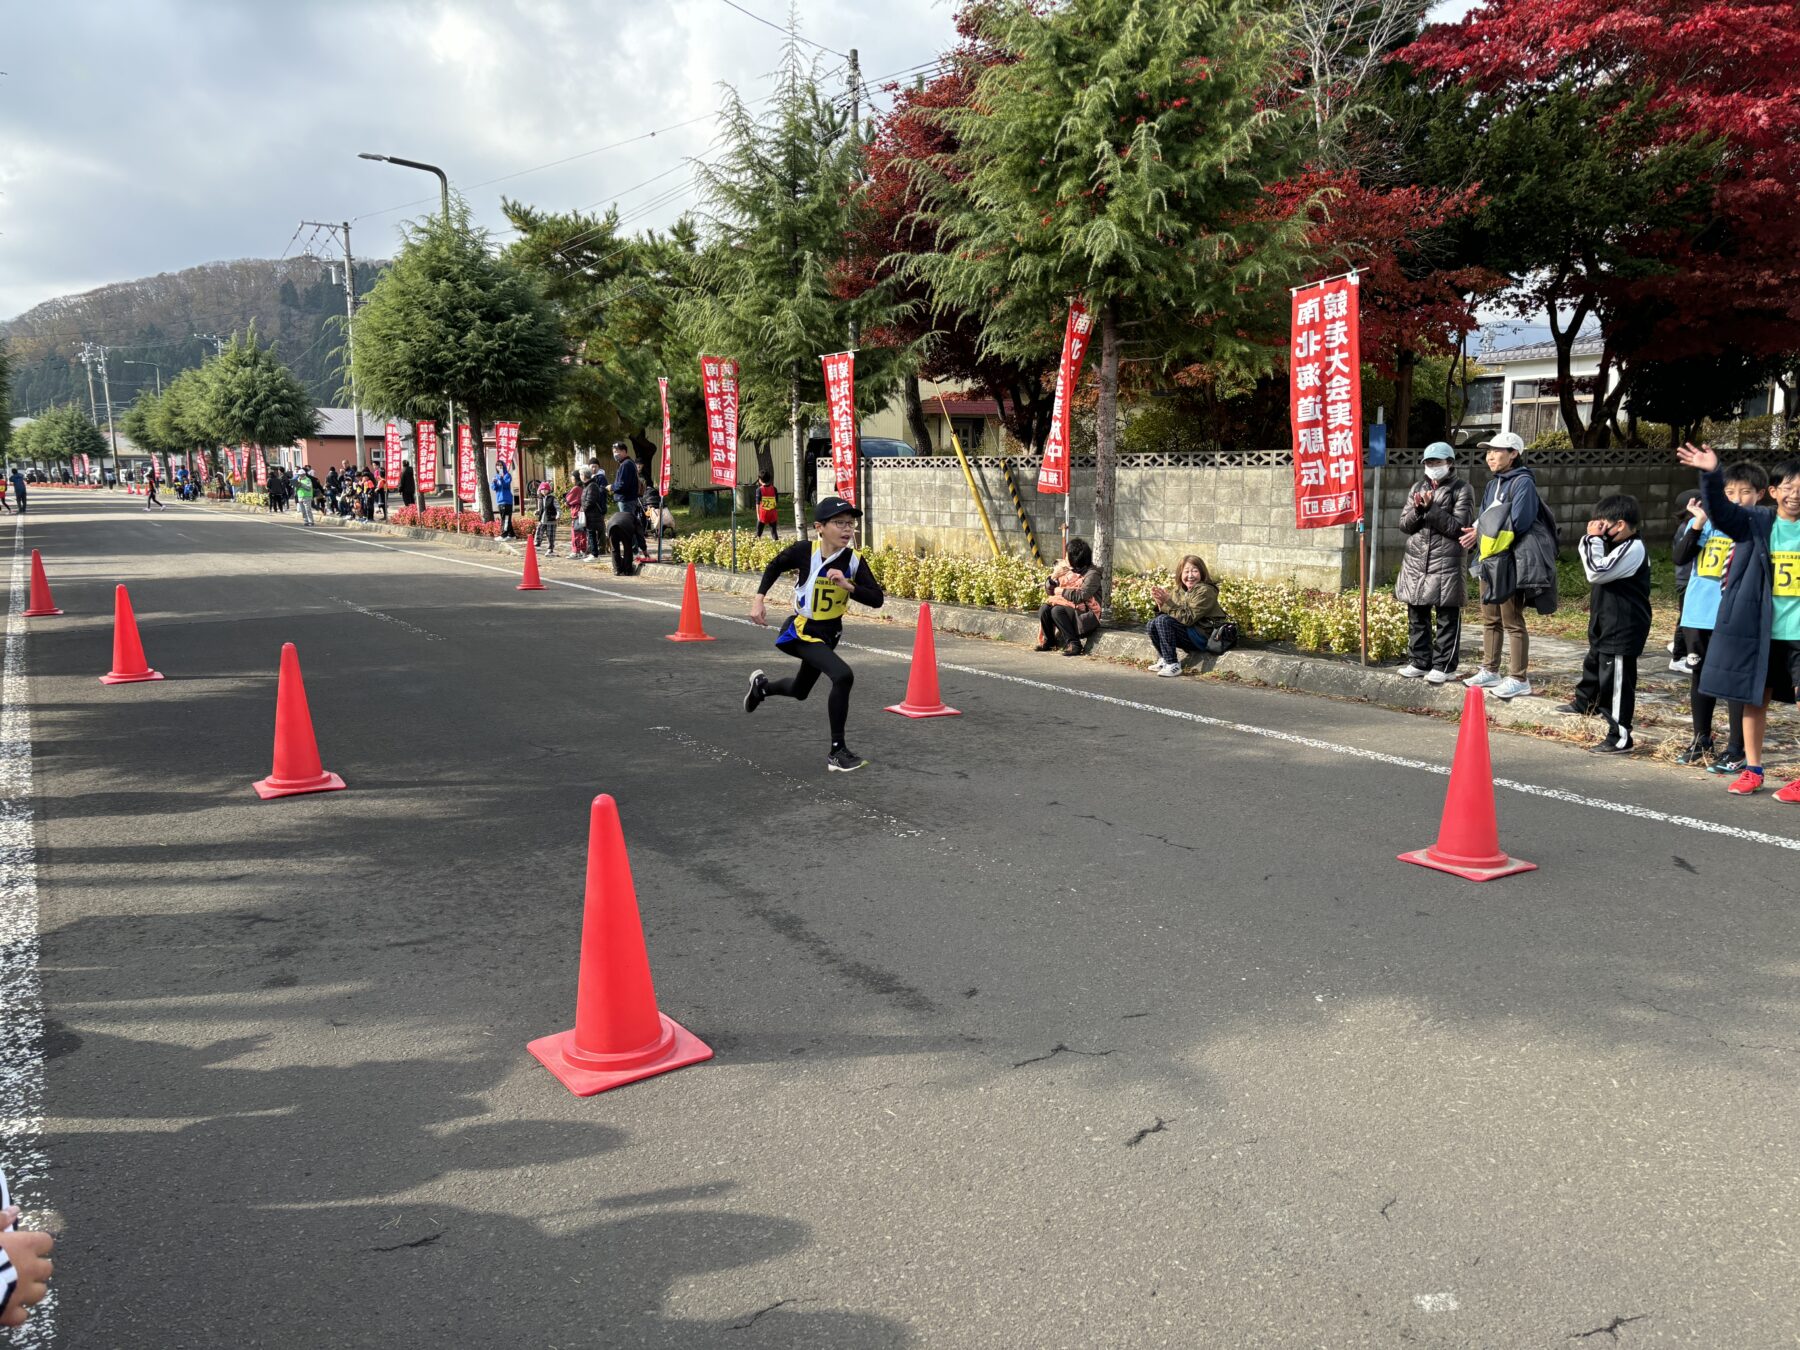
[121,359,162,395]
[360,152,454,504]
[358,152,450,222]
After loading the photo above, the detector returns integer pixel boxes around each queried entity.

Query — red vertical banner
[1038,298,1093,495]
[415,421,438,493]
[719,359,740,490]
[821,351,858,506]
[383,422,404,490]
[495,421,519,472]
[255,446,269,488]
[657,377,673,498]
[1288,274,1364,529]
[233,444,247,479]
[457,424,478,506]
[700,356,731,488]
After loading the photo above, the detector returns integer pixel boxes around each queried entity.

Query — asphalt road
[11,491,1800,1348]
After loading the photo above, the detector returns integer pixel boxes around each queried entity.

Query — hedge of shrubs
[671,530,1407,659]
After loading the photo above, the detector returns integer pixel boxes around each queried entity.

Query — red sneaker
[1774,778,1800,804]
[1727,770,1765,796]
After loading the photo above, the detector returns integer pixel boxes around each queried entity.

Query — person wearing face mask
[1395,442,1477,683]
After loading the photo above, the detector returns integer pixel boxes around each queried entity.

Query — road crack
[1012,1042,1115,1068]
[729,1298,808,1331]
[1571,1314,1648,1341]
[1124,1117,1169,1148]
[370,1231,444,1253]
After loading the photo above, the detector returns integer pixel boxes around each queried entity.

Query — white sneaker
[1668,658,1688,673]
[1397,664,1427,679]
[1425,669,1450,685]
[1156,661,1182,678]
[1665,639,1677,654]
[1492,676,1533,699]
[1465,668,1502,688]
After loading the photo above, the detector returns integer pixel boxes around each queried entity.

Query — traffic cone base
[528,1016,713,1097]
[1400,686,1535,882]
[885,602,960,717]
[517,536,546,590]
[23,552,62,616]
[254,768,347,800]
[666,563,715,641]
[100,669,165,686]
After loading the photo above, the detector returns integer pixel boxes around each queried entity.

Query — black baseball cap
[813,496,862,523]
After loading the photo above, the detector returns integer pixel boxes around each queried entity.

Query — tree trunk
[1392,349,1416,452]
[1093,301,1121,617]
[789,376,805,534]
[468,405,494,520]
[754,440,775,482]
[903,374,934,453]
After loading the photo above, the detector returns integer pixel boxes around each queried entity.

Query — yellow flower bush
[673,531,1408,659]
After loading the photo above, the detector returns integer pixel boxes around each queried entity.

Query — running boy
[743,496,885,773]
[1677,444,1800,800]
[1558,493,1652,753]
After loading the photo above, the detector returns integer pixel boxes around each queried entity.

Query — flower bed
[671,530,1407,660]
[389,504,538,538]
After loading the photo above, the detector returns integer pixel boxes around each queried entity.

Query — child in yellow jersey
[744,497,886,773]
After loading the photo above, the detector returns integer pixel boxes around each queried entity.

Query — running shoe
[1552,701,1589,716]
[1491,677,1533,700]
[1708,754,1747,775]
[1667,659,1687,673]
[1397,664,1427,679]
[1464,668,1501,689]
[1726,769,1765,795]
[1673,738,1715,766]
[743,669,767,714]
[827,746,866,773]
[1425,669,1454,685]
[1773,779,1800,804]
[1156,662,1182,678]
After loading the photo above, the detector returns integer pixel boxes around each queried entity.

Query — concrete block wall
[866,449,1697,590]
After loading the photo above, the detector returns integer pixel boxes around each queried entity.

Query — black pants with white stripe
[1575,649,1638,744]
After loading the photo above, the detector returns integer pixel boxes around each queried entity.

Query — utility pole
[846,49,861,356]
[80,344,99,421]
[301,220,367,469]
[80,343,122,485]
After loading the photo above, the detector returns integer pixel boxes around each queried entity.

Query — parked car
[803,436,914,499]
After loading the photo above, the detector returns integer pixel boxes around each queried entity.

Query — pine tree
[198,327,319,458]
[353,205,564,518]
[916,0,1314,603]
[693,36,906,529]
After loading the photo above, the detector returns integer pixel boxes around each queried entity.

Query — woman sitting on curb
[1035,538,1102,656]
[1146,554,1233,676]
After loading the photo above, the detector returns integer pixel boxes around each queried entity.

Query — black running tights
[767,640,854,748]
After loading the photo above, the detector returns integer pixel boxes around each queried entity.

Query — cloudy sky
[1,0,1480,321]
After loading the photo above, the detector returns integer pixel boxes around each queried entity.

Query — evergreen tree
[28,405,107,468]
[198,328,319,458]
[0,342,12,461]
[353,204,564,519]
[693,36,907,529]
[915,0,1314,603]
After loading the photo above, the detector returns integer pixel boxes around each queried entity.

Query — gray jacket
[1395,475,1476,608]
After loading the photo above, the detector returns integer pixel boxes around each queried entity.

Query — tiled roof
[310,408,399,438]
[1479,334,1607,364]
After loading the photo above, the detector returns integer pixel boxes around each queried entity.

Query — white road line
[199,508,1800,855]
[0,517,57,1345]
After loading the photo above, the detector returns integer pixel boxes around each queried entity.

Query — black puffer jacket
[1395,474,1476,608]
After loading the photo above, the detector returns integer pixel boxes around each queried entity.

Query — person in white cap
[1460,431,1556,699]
[1394,441,1476,683]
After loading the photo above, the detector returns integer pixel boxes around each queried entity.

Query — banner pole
[1358,515,1370,666]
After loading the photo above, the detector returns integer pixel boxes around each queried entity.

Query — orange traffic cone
[99,585,163,684]
[1399,686,1536,882]
[252,642,347,799]
[517,535,546,590]
[23,551,62,616]
[665,563,715,642]
[886,602,961,718]
[528,794,713,1096]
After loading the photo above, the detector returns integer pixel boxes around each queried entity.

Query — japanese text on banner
[821,351,858,506]
[1288,275,1363,529]
[255,446,268,488]
[657,378,672,498]
[495,422,519,472]
[1038,299,1092,496]
[700,356,736,489]
[457,424,478,504]
[415,421,438,492]
[384,423,404,490]
[719,359,740,490]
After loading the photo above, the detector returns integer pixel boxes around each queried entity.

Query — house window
[1508,375,1595,440]
[1464,377,1503,418]
[951,417,985,450]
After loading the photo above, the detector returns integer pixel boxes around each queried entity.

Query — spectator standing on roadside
[399,459,416,510]
[1557,493,1652,753]
[611,442,640,527]
[580,467,609,560]
[1668,483,1748,768]
[1395,442,1476,684]
[294,465,318,527]
[10,468,27,515]
[1462,432,1558,700]
[534,481,559,556]
[492,463,516,538]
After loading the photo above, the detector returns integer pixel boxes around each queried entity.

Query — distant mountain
[1,257,387,419]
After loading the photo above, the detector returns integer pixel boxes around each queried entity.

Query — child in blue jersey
[1670,480,1754,767]
[743,497,886,773]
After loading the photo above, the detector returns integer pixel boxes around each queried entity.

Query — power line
[716,0,849,57]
